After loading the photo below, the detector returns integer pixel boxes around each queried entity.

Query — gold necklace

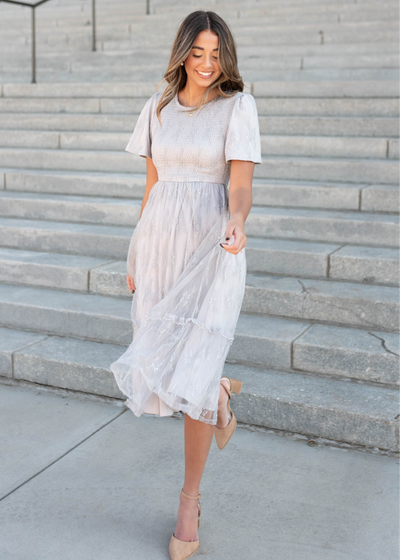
[179,93,219,117]
[178,93,197,116]
[181,100,194,116]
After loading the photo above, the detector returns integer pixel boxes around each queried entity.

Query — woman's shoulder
[221,91,256,111]
[146,91,162,107]
[140,91,162,111]
[231,90,256,105]
[225,91,258,117]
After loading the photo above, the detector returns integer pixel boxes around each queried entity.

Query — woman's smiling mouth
[195,70,213,79]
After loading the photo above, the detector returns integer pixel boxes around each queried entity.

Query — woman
[110,10,262,560]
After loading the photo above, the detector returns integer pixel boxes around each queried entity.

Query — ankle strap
[181,488,202,500]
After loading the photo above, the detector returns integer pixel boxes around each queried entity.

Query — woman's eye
[193,55,219,59]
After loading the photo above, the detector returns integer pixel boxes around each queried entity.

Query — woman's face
[184,30,222,88]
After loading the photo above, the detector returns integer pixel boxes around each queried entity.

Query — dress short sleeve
[125,92,159,158]
[225,92,262,164]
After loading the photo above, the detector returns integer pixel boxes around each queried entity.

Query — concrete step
[243,273,399,330]
[246,239,399,286]
[0,130,131,151]
[259,135,396,158]
[243,12,399,25]
[1,13,390,38]
[252,181,400,213]
[292,323,399,385]
[1,169,364,209]
[101,40,400,60]
[239,0,399,11]
[80,255,400,330]
[1,68,398,84]
[252,68,400,81]
[0,70,164,84]
[2,18,397,40]
[0,111,398,138]
[0,282,132,345]
[0,113,136,132]
[0,201,400,252]
[158,1,399,13]
[255,155,398,184]
[0,58,166,74]
[246,207,399,247]
[7,40,399,61]
[1,90,399,129]
[1,4,397,26]
[1,169,147,198]
[0,229,397,293]
[0,147,398,184]
[0,98,104,114]
[2,170,399,213]
[0,283,397,386]
[0,247,114,292]
[302,54,398,69]
[361,184,400,211]
[2,53,398,73]
[1,0,397,14]
[253,80,400,98]
[0,83,157,99]
[0,185,399,240]
[102,97,400,119]
[0,216,135,258]
[0,324,397,451]
[0,147,145,174]
[3,40,398,57]
[2,80,397,99]
[235,317,399,385]
[228,363,399,451]
[0,191,142,227]
[239,117,397,137]
[0,243,396,329]
[0,130,398,159]
[245,98,400,118]
[0,169,148,199]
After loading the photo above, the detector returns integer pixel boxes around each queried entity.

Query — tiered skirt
[110,180,246,425]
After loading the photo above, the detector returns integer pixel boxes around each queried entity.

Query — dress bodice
[125,90,262,185]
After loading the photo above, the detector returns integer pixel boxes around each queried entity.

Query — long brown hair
[155,10,245,123]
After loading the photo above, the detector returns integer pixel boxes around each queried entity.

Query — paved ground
[0,382,398,560]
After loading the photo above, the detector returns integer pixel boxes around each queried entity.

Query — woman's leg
[173,414,214,541]
[173,381,231,541]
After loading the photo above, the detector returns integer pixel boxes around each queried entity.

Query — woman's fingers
[221,234,246,254]
[126,273,136,291]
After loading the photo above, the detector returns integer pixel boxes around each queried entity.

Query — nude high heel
[214,377,243,450]
[169,488,202,560]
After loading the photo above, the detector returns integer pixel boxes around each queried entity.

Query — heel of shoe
[214,411,237,450]
[229,378,243,394]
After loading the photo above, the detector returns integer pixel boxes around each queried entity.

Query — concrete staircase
[0,0,399,452]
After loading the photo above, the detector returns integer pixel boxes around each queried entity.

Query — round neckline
[175,92,221,110]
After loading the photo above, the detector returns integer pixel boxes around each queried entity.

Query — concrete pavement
[0,382,398,560]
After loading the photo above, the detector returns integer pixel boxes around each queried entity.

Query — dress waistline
[157,179,227,186]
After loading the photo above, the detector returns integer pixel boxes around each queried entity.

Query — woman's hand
[220,216,246,255]
[126,273,136,292]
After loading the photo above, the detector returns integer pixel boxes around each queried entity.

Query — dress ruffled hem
[110,307,236,425]
[147,312,234,342]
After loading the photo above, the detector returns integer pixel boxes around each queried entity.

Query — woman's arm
[221,160,255,254]
[139,156,159,218]
[127,156,158,291]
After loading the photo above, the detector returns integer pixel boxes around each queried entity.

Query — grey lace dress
[109,90,262,425]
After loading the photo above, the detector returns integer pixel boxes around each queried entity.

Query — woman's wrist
[230,212,246,227]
